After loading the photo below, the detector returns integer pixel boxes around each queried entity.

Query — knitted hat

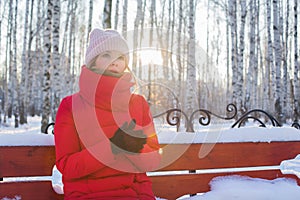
[85,29,129,66]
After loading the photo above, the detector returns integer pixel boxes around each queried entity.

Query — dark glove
[110,119,147,154]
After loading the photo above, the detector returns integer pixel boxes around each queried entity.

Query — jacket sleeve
[125,96,162,172]
[54,96,117,180]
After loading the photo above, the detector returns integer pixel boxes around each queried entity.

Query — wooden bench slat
[0,146,56,177]
[150,169,300,200]
[158,141,300,171]
[1,142,300,177]
[0,181,63,200]
[1,170,298,200]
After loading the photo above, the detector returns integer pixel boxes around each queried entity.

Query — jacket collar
[78,66,134,111]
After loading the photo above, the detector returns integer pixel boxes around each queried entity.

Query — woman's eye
[101,53,111,58]
[118,56,125,60]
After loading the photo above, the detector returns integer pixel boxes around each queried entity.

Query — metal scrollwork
[231,109,282,128]
[154,104,238,132]
[45,103,299,134]
[292,121,300,129]
[45,122,55,134]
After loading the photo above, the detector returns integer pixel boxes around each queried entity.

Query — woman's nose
[110,60,117,66]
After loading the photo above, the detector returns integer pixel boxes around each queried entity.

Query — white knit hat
[85,29,129,66]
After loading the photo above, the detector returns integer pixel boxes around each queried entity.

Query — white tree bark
[41,0,53,133]
[12,0,19,127]
[237,0,246,115]
[257,0,263,109]
[176,0,183,98]
[103,0,112,29]
[273,0,283,122]
[114,0,119,30]
[293,0,299,121]
[245,0,256,112]
[87,0,93,43]
[185,0,197,121]
[20,0,30,124]
[51,0,60,121]
[229,0,238,117]
[252,0,259,109]
[282,0,290,119]
[265,0,273,112]
[132,0,143,73]
[122,0,128,38]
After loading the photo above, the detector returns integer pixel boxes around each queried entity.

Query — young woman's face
[94,51,126,74]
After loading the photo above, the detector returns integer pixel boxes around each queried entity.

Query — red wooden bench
[1,141,300,200]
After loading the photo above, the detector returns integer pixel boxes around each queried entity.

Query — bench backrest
[1,142,300,200]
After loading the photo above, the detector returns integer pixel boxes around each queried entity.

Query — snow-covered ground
[1,116,300,200]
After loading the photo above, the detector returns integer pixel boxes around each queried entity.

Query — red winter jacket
[54,66,161,200]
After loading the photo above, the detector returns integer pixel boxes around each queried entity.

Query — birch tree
[264,0,273,112]
[11,0,19,127]
[185,0,197,119]
[31,0,43,116]
[87,0,93,43]
[19,0,30,125]
[176,0,183,98]
[293,0,299,121]
[3,0,13,123]
[122,0,128,38]
[245,0,256,112]
[237,0,246,115]
[51,0,60,121]
[114,0,119,30]
[27,0,36,116]
[103,0,112,29]
[282,0,290,118]
[252,0,259,109]
[273,0,283,122]
[0,0,3,123]
[256,0,262,109]
[41,0,53,133]
[228,0,238,117]
[132,0,143,73]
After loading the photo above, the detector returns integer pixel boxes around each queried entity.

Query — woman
[54,28,161,200]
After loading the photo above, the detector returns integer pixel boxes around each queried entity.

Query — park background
[0,0,299,133]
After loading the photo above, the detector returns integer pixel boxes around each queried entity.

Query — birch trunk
[103,0,112,29]
[237,0,246,115]
[41,0,53,133]
[51,0,60,121]
[87,0,93,43]
[4,0,13,122]
[225,1,230,102]
[122,0,128,38]
[245,0,255,112]
[229,0,238,117]
[12,0,19,128]
[132,0,143,73]
[176,0,183,98]
[0,0,2,123]
[282,0,290,119]
[19,0,30,124]
[30,0,43,116]
[61,0,72,95]
[68,1,78,93]
[265,0,273,112]
[293,0,299,121]
[114,0,119,30]
[255,0,261,108]
[273,0,283,123]
[27,0,35,116]
[185,0,197,120]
